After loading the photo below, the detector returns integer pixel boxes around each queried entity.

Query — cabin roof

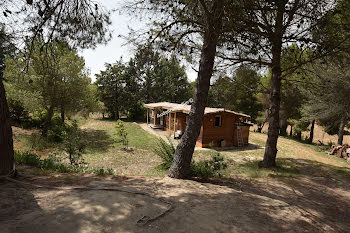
[144,102,251,118]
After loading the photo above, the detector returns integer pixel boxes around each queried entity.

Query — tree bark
[279,119,288,136]
[168,0,224,179]
[309,119,315,144]
[60,104,65,123]
[337,114,348,145]
[0,70,15,176]
[290,125,293,136]
[262,3,284,168]
[297,131,302,141]
[42,106,54,136]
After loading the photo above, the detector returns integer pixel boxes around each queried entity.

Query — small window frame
[214,115,222,127]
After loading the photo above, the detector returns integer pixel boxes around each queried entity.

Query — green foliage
[190,153,228,179]
[47,117,69,143]
[153,138,227,179]
[63,121,86,165]
[14,151,41,167]
[128,101,146,121]
[115,120,128,148]
[14,150,114,176]
[8,98,29,124]
[4,40,99,132]
[96,46,191,120]
[190,161,215,179]
[208,65,263,122]
[153,137,176,169]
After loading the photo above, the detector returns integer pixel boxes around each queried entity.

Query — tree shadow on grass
[212,143,264,153]
[82,129,115,153]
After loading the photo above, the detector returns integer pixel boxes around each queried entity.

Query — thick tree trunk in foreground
[263,66,282,167]
[0,68,15,176]
[337,114,348,145]
[42,106,54,136]
[309,119,315,144]
[262,2,284,168]
[168,1,224,179]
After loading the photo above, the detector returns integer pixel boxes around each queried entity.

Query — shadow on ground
[2,159,350,233]
[212,143,264,152]
[82,129,115,153]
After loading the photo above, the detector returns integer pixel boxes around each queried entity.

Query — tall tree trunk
[290,125,293,136]
[168,0,224,179]
[297,131,302,141]
[60,104,65,123]
[262,2,284,168]
[279,119,288,136]
[263,67,281,167]
[42,106,54,136]
[337,114,348,145]
[309,119,315,144]
[0,71,15,176]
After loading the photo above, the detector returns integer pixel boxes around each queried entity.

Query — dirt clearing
[1,170,350,233]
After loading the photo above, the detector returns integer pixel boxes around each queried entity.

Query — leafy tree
[220,1,350,167]
[126,0,226,178]
[95,60,126,119]
[0,0,111,176]
[5,40,97,135]
[208,65,263,122]
[304,58,350,145]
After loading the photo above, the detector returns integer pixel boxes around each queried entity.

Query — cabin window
[215,116,222,127]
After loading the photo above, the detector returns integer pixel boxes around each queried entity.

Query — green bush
[190,153,228,179]
[190,161,215,179]
[8,98,29,124]
[115,120,128,148]
[47,117,68,143]
[15,151,41,166]
[63,120,86,165]
[153,137,175,169]
[208,152,228,171]
[153,139,227,179]
[14,150,115,175]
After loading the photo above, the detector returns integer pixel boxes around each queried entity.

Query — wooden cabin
[144,102,252,148]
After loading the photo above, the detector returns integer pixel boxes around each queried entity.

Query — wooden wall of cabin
[201,112,236,147]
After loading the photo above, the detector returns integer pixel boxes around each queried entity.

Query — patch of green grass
[225,159,300,179]
[15,134,55,151]
[123,122,158,150]
[15,150,116,176]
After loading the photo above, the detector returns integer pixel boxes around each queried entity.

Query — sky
[79,0,198,82]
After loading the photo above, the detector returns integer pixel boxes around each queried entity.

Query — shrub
[115,120,128,148]
[14,150,115,175]
[8,98,29,124]
[190,152,228,179]
[153,139,228,179]
[15,151,41,167]
[190,161,215,179]
[47,117,68,143]
[93,168,115,176]
[63,120,86,165]
[208,152,228,171]
[153,137,175,169]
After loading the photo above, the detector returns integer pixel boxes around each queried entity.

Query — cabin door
[160,116,164,126]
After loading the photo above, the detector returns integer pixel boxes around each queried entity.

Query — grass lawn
[13,118,350,181]
[79,118,166,176]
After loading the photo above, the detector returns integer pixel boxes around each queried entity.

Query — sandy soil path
[1,171,350,233]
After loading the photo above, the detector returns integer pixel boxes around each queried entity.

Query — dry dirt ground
[1,168,350,233]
